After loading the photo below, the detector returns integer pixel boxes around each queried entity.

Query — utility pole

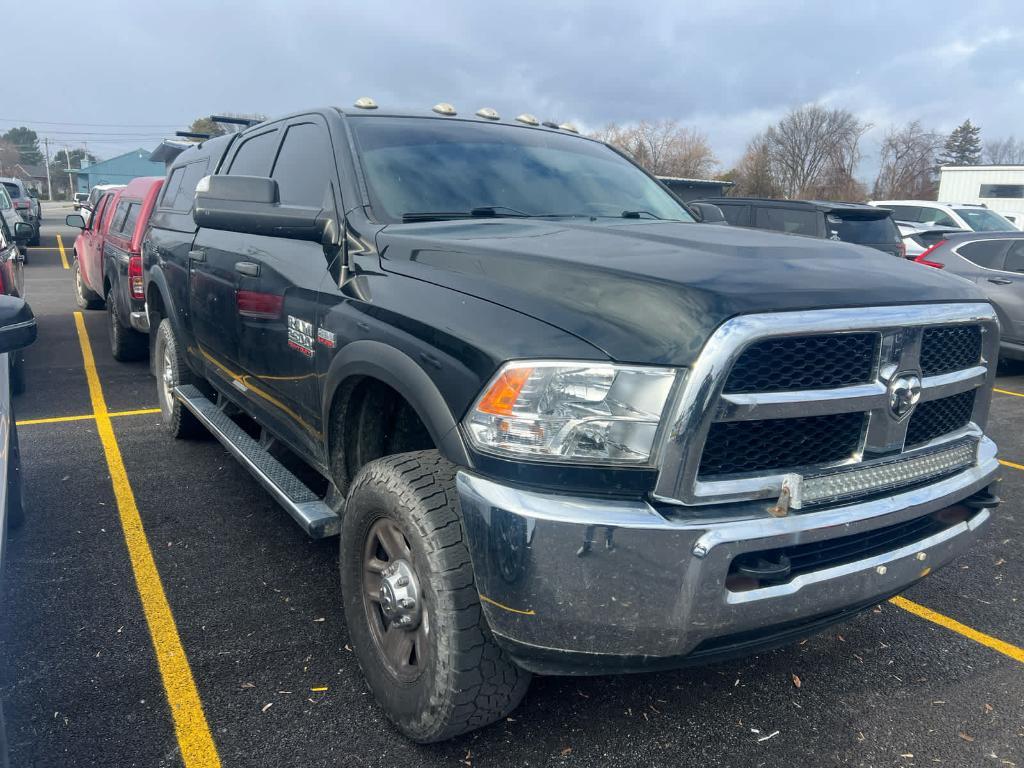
[64,146,74,200]
[42,138,53,201]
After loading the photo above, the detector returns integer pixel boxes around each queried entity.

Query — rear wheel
[339,450,530,742]
[154,318,204,439]
[73,259,102,310]
[107,290,147,362]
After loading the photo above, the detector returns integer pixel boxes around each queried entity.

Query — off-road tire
[108,290,147,362]
[154,318,205,439]
[339,450,530,742]
[73,259,102,310]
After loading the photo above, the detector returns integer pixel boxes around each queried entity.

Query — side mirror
[193,175,324,241]
[13,222,33,243]
[66,214,86,229]
[690,202,726,224]
[0,296,36,355]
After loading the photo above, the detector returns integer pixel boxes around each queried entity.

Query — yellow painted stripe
[994,387,1024,398]
[1000,458,1024,472]
[479,593,536,616]
[890,596,1024,664]
[56,233,69,270]
[73,313,220,767]
[16,407,160,427]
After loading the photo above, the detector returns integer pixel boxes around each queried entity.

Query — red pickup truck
[68,176,164,360]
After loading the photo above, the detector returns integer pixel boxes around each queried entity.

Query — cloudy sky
[5,1,1021,177]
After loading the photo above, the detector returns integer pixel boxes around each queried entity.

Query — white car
[994,211,1024,231]
[869,200,1017,233]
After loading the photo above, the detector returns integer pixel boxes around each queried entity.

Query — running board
[173,384,341,538]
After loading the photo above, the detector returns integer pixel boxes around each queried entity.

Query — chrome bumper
[456,437,999,671]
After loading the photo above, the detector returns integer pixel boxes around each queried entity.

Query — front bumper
[457,437,999,675]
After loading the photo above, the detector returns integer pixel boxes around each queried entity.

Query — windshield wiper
[401,206,532,223]
[621,210,664,220]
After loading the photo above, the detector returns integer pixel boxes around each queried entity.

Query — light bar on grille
[790,439,978,509]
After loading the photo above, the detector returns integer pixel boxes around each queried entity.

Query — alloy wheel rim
[160,347,174,413]
[361,517,429,682]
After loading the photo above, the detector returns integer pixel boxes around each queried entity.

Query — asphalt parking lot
[0,207,1021,768]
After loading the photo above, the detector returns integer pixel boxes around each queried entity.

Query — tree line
[594,107,1024,201]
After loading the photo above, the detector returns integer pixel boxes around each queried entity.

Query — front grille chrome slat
[653,303,1000,508]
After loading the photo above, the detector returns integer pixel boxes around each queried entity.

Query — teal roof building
[75,148,165,193]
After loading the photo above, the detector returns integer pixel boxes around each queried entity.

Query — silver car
[913,231,1024,361]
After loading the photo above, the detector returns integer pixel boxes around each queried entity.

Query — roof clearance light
[433,102,457,116]
[515,113,539,126]
[353,97,378,110]
[476,107,500,120]
[558,122,579,133]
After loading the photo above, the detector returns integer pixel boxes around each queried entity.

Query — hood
[377,219,986,366]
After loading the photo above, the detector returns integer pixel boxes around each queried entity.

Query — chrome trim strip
[726,508,991,604]
[653,302,999,506]
[717,382,886,421]
[919,365,986,402]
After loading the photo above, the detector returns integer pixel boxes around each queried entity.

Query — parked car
[694,197,905,257]
[0,178,40,246]
[68,188,122,312]
[913,231,1024,361]
[870,200,1017,232]
[81,183,125,223]
[0,188,30,262]
[898,223,963,258]
[67,176,163,360]
[146,105,1000,742]
[73,192,89,210]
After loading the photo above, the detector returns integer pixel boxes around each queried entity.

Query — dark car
[0,218,27,392]
[695,197,905,258]
[144,104,1000,742]
[914,231,1024,361]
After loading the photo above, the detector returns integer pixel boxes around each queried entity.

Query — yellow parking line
[1000,458,1024,472]
[994,387,1024,398]
[56,233,69,270]
[72,313,220,767]
[16,407,160,427]
[890,596,1024,664]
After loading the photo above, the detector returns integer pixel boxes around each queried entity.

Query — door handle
[235,262,261,277]
[988,277,1013,285]
[188,249,205,262]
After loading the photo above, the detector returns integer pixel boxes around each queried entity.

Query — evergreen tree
[0,127,43,166]
[937,119,982,166]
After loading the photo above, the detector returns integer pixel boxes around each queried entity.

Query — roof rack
[210,115,262,128]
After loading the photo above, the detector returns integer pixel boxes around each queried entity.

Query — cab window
[754,206,819,236]
[957,240,1009,269]
[1003,241,1024,273]
[228,130,279,176]
[272,122,333,208]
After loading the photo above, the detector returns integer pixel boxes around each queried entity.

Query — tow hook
[733,553,792,583]
[963,489,1000,511]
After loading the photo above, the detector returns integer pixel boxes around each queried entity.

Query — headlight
[464,361,679,465]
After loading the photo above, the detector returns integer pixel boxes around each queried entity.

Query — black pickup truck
[144,104,1002,742]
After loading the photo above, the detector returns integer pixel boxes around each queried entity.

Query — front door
[994,241,1024,343]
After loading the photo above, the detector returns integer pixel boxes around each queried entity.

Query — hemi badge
[317,328,336,348]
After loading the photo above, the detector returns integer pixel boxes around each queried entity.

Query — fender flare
[322,340,471,468]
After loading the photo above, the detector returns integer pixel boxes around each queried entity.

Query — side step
[173,384,341,538]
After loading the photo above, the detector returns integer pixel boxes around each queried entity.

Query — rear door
[233,117,340,460]
[78,191,118,294]
[103,196,141,313]
[190,126,281,383]
[994,240,1024,342]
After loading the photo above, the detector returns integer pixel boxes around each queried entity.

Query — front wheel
[73,259,102,310]
[339,450,530,743]
[154,318,205,439]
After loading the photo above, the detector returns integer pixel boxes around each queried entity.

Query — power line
[0,117,180,128]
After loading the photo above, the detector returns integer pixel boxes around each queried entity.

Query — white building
[938,165,1024,229]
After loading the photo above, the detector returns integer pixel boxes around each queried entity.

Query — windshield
[351,117,694,223]
[829,213,900,244]
[1,182,21,199]
[954,207,1016,232]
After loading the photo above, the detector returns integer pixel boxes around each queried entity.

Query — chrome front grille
[654,303,999,508]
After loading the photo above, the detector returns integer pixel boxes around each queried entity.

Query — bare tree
[872,121,942,200]
[983,136,1024,165]
[763,105,871,198]
[729,133,780,197]
[593,120,717,178]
